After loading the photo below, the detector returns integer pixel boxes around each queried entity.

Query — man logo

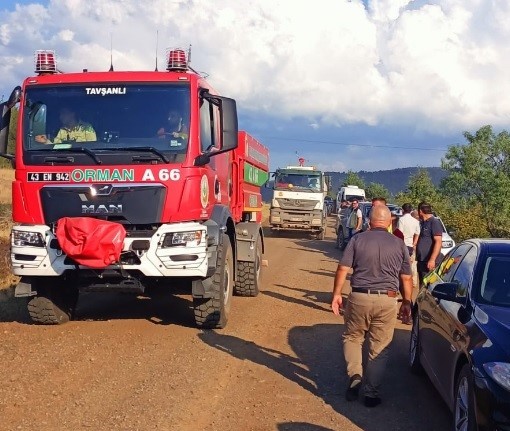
[82,204,123,214]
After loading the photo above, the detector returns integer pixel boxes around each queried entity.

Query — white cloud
[0,0,509,134]
[58,29,74,42]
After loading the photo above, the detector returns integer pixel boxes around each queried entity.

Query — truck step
[79,278,145,294]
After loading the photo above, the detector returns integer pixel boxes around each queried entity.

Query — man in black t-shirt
[416,202,443,286]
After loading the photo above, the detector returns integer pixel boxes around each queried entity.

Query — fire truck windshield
[22,83,190,165]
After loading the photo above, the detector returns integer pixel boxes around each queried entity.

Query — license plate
[290,217,303,222]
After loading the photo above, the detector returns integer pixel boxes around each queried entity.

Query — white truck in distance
[336,185,366,208]
[269,166,327,239]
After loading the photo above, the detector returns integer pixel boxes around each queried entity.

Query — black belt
[351,288,398,297]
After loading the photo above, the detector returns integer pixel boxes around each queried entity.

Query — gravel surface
[0,218,451,431]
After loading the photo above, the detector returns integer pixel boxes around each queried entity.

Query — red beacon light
[35,50,57,74]
[166,48,188,72]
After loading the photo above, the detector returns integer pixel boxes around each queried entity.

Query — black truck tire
[193,233,234,329]
[27,285,79,325]
[235,236,262,297]
[336,228,346,250]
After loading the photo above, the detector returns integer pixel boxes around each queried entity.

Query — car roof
[462,238,510,254]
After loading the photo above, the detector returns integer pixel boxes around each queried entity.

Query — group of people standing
[331,199,444,408]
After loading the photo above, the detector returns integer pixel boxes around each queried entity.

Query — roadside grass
[0,168,16,290]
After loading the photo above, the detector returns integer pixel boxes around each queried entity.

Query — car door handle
[453,329,463,342]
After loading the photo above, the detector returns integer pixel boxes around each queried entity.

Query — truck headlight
[162,231,203,247]
[442,240,454,248]
[483,362,510,391]
[312,218,322,225]
[271,199,280,208]
[12,231,45,247]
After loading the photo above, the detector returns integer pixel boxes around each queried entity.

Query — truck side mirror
[0,86,21,160]
[194,93,238,167]
[218,96,238,152]
[203,92,238,152]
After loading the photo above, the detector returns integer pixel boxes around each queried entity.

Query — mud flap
[14,277,37,297]
[235,222,263,263]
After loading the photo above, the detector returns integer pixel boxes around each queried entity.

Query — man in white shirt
[398,203,420,257]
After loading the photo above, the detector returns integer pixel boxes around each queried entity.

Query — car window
[480,256,510,307]
[436,244,473,282]
[450,247,477,299]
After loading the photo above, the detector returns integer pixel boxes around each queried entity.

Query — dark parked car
[410,239,510,431]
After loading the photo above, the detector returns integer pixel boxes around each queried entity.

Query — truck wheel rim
[455,377,469,431]
[223,262,231,306]
[256,247,261,281]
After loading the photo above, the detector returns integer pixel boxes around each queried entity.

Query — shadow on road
[0,281,198,326]
[74,284,196,327]
[261,284,331,313]
[264,217,342,261]
[199,323,450,431]
[277,423,335,431]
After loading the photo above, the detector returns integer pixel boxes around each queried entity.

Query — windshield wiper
[105,147,170,163]
[48,147,102,165]
[44,156,75,164]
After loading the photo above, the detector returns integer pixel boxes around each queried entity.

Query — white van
[336,185,366,208]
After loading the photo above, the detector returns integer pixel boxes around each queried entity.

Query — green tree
[342,171,365,189]
[365,182,390,200]
[441,125,510,237]
[395,168,441,209]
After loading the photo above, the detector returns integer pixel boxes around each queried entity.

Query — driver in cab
[35,107,97,144]
[308,178,321,191]
[157,109,189,140]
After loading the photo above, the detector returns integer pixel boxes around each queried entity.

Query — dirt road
[0,218,451,431]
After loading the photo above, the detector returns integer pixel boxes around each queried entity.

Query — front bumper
[473,367,510,431]
[269,208,324,231]
[11,222,210,278]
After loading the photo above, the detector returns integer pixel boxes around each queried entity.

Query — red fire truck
[0,49,269,328]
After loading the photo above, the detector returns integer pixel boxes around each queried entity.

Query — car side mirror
[431,282,462,303]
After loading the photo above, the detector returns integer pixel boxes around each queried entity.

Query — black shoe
[364,396,382,408]
[345,374,362,401]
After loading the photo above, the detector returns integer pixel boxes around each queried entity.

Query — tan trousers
[343,292,397,398]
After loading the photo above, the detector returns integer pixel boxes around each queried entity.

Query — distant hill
[261,167,448,202]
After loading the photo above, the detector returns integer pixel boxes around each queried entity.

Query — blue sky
[1,0,510,172]
[3,0,49,9]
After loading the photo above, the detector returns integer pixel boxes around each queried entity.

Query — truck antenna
[109,33,114,72]
[187,44,201,75]
[154,30,159,71]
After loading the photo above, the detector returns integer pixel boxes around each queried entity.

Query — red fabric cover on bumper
[56,217,126,268]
